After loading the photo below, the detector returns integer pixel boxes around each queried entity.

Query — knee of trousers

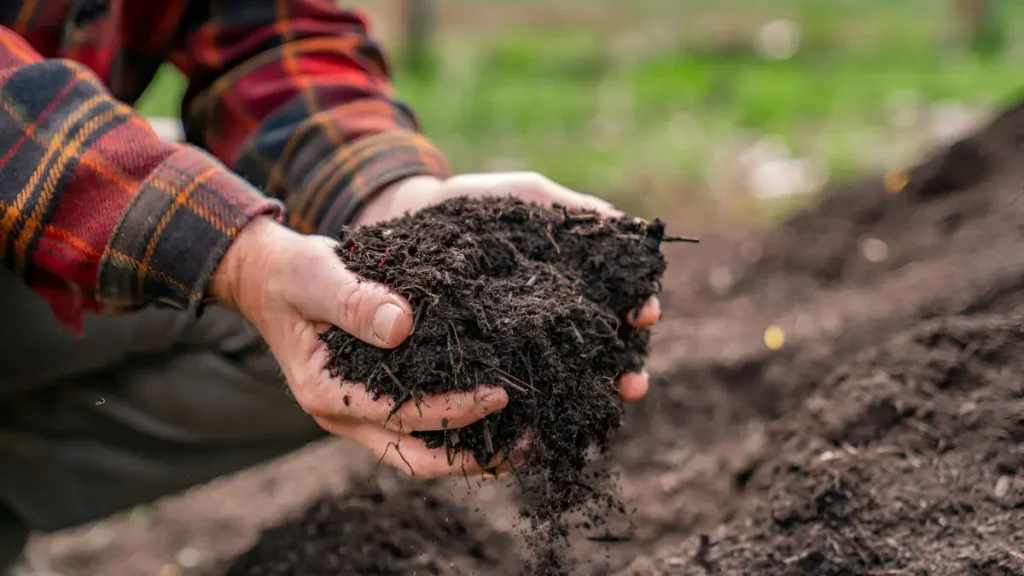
[0,268,192,392]
[0,277,327,531]
[0,506,28,571]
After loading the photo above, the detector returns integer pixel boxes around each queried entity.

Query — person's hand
[210,216,513,478]
[356,172,661,402]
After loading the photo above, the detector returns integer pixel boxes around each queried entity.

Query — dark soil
[318,197,678,572]
[629,315,1024,575]
[222,478,511,576]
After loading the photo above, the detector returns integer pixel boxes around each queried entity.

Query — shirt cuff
[300,131,450,236]
[96,146,283,312]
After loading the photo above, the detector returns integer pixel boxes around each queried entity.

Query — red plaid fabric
[0,0,449,332]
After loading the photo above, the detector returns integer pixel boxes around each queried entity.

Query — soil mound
[222,479,511,576]
[608,103,1024,573]
[628,315,1024,575]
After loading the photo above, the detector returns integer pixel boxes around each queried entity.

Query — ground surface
[22,103,1024,575]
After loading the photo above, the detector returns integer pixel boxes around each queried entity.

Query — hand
[210,216,513,478]
[357,172,661,402]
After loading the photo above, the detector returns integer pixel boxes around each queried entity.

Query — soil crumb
[319,196,676,573]
[222,479,510,576]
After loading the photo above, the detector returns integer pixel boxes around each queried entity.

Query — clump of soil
[318,196,677,572]
[223,479,510,576]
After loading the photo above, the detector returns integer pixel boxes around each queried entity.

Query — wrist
[210,216,283,310]
[354,175,445,227]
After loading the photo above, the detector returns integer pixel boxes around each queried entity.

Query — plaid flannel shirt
[0,0,449,333]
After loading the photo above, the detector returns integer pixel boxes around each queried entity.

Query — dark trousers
[0,269,324,567]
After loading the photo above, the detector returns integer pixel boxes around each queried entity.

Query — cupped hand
[356,173,661,402]
[211,216,515,478]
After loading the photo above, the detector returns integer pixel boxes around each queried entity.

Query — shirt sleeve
[0,27,283,333]
[168,0,451,236]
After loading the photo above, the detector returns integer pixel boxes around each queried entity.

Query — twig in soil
[520,353,535,389]
[663,235,701,243]
[693,534,714,573]
[489,366,540,395]
[382,364,406,394]
[447,333,458,386]
[482,419,495,456]
[383,365,427,425]
[497,376,528,395]
[384,389,412,428]
[410,303,429,336]
[449,321,464,369]
[826,535,843,558]
[846,534,869,566]
[561,209,600,224]
[545,225,561,254]
[567,320,584,345]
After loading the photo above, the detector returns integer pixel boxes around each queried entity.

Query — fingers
[620,298,657,402]
[617,370,650,402]
[443,172,624,217]
[518,173,623,216]
[543,184,622,216]
[390,387,509,431]
[339,384,509,432]
[348,423,520,479]
[628,297,661,328]
[289,236,414,349]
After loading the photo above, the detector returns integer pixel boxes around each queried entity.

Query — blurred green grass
[135,0,1024,223]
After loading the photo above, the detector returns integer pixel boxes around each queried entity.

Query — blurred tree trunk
[958,0,1006,56]
[402,0,435,75]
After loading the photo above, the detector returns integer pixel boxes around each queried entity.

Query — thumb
[290,235,414,349]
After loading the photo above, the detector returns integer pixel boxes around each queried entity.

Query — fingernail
[372,303,404,344]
